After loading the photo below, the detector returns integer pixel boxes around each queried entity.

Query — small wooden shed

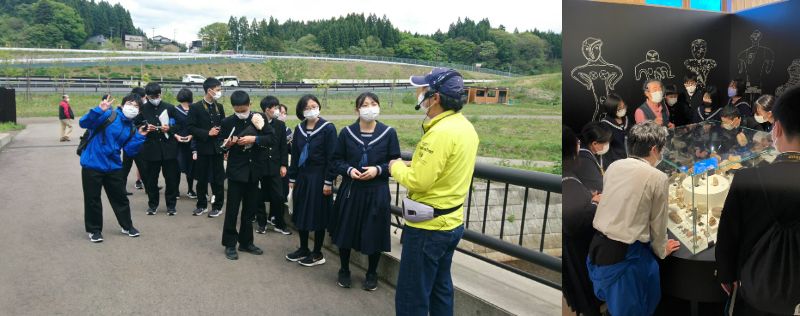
[465,86,511,104]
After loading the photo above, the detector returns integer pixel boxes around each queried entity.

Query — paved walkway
[0,120,396,315]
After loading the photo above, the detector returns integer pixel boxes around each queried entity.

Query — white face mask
[235,111,250,120]
[754,114,767,124]
[303,108,320,120]
[596,143,610,155]
[650,91,664,103]
[722,122,735,130]
[418,93,432,113]
[359,106,380,121]
[122,104,139,119]
[686,85,696,95]
[667,97,678,106]
[212,91,223,100]
[270,108,281,119]
[617,109,626,118]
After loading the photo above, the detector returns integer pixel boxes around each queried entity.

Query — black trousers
[222,180,258,247]
[256,174,287,229]
[194,154,225,210]
[122,153,145,188]
[82,168,133,233]
[143,159,179,209]
[176,142,195,193]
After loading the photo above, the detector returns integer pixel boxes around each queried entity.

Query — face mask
[728,87,737,98]
[212,91,223,100]
[686,85,696,95]
[150,98,161,106]
[754,114,767,124]
[596,143,610,155]
[122,104,139,119]
[667,97,678,106]
[235,111,250,120]
[616,109,627,118]
[278,114,287,122]
[722,122,735,130]
[703,100,712,107]
[417,93,431,113]
[303,108,320,120]
[359,106,380,121]
[270,108,280,119]
[650,91,664,103]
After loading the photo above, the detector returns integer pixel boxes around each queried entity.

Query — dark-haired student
[286,94,337,267]
[683,73,704,111]
[218,90,273,260]
[139,82,180,216]
[174,88,197,199]
[254,96,292,235]
[726,78,753,118]
[665,84,691,127]
[692,86,723,123]
[753,94,776,132]
[329,92,401,291]
[122,88,146,192]
[188,78,226,217]
[575,122,611,193]
[599,94,630,169]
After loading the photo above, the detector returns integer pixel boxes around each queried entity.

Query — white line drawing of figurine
[776,59,800,97]
[570,37,624,121]
[635,50,675,81]
[737,30,775,88]
[684,39,717,88]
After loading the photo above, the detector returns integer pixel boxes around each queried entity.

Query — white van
[216,76,239,87]
[182,74,205,83]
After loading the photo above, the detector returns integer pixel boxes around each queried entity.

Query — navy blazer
[288,118,338,186]
[332,121,401,185]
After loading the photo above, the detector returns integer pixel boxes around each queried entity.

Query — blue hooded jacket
[79,106,146,173]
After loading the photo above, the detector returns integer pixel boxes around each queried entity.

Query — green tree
[395,35,444,61]
[198,22,230,52]
[442,38,477,64]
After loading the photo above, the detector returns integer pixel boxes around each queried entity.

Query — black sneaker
[337,269,351,288]
[273,226,293,235]
[285,248,310,262]
[192,208,207,216]
[89,232,103,243]
[266,217,275,226]
[238,244,263,255]
[135,180,144,190]
[225,247,238,260]
[208,209,223,218]
[187,191,198,199]
[256,226,267,234]
[167,208,177,216]
[298,252,326,267]
[121,227,140,237]
[363,273,378,291]
[146,208,157,215]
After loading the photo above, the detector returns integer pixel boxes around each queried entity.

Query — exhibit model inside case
[656,121,777,254]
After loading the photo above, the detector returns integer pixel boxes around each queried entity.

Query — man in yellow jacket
[390,68,479,316]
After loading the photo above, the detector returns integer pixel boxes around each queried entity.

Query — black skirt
[291,166,332,231]
[328,179,391,255]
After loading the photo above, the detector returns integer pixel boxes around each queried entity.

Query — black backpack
[738,170,800,315]
[76,110,117,156]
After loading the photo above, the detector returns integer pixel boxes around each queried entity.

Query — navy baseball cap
[409,68,464,99]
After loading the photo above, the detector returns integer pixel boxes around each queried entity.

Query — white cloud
[107,0,561,46]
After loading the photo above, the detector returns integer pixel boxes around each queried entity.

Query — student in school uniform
[173,88,197,199]
[188,78,227,217]
[753,94,775,132]
[286,94,337,267]
[218,90,273,260]
[726,78,753,118]
[254,96,292,236]
[575,122,611,193]
[278,104,293,218]
[122,88,146,193]
[329,92,401,291]
[599,94,630,169]
[138,82,180,216]
[692,85,724,123]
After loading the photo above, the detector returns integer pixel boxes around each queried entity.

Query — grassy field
[0,122,25,132]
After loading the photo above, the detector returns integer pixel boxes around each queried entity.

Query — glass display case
[656,121,777,254]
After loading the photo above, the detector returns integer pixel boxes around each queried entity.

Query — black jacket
[219,112,274,182]
[740,116,763,131]
[574,148,604,193]
[187,99,225,156]
[138,100,178,161]
[261,118,289,177]
[668,99,692,127]
[716,154,800,284]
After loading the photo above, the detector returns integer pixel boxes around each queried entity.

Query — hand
[665,239,681,256]
[388,159,405,172]
[359,166,378,181]
[174,134,184,142]
[323,184,332,196]
[192,152,198,160]
[289,182,295,190]
[161,125,170,133]
[224,136,238,148]
[99,97,115,111]
[236,135,256,145]
[138,125,150,136]
[209,127,220,137]
[721,282,739,296]
[280,166,287,178]
[147,124,158,132]
[185,135,193,142]
[223,152,229,161]
[655,117,663,126]
[349,168,363,179]
[668,122,676,129]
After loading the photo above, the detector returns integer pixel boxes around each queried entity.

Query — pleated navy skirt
[291,166,332,231]
[329,179,391,255]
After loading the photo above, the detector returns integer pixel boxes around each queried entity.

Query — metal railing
[390,152,562,290]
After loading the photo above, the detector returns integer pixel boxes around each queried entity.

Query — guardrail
[389,152,562,290]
